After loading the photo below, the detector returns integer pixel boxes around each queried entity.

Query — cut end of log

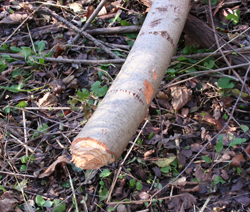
[70,137,117,169]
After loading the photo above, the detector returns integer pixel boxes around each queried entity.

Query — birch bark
[71,0,191,169]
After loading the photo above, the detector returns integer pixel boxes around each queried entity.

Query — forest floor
[0,0,250,211]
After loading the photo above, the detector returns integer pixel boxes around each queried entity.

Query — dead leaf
[0,13,28,24]
[156,91,169,100]
[213,105,221,120]
[181,185,201,192]
[49,79,66,95]
[86,5,95,20]
[150,156,176,168]
[181,108,189,117]
[144,149,155,158]
[231,179,244,192]
[221,169,229,180]
[152,166,161,178]
[37,92,58,107]
[68,2,83,13]
[23,200,36,212]
[170,86,192,111]
[0,191,23,212]
[202,113,217,125]
[234,196,250,206]
[180,193,197,209]
[38,155,71,178]
[170,177,187,187]
[231,154,245,167]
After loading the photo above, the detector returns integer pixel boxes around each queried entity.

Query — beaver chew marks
[71,137,117,169]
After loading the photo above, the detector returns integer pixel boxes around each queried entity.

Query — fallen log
[70,0,191,169]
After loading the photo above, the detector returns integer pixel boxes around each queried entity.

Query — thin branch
[39,7,120,59]
[73,0,107,43]
[0,53,125,64]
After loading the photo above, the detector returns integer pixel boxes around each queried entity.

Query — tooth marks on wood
[155,4,180,13]
[108,89,145,105]
[150,18,162,27]
[140,31,174,47]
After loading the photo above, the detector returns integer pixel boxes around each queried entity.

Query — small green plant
[213,176,226,185]
[218,77,235,89]
[91,81,108,97]
[202,155,212,163]
[32,123,49,138]
[98,169,111,202]
[215,134,224,153]
[241,124,249,133]
[226,9,240,25]
[35,195,65,212]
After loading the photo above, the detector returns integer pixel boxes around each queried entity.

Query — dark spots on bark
[155,7,167,12]
[155,4,180,13]
[150,18,162,27]
[144,31,174,47]
[108,89,144,105]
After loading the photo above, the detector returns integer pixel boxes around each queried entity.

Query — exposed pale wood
[70,0,191,169]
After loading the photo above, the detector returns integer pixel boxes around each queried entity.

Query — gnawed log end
[70,137,117,169]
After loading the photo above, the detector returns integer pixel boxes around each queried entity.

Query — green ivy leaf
[39,58,44,65]
[20,164,27,172]
[43,200,53,208]
[61,181,70,188]
[91,81,108,97]
[108,207,116,212]
[160,166,171,174]
[10,46,21,53]
[1,54,17,63]
[211,0,217,5]
[16,101,27,108]
[77,88,89,99]
[241,124,249,133]
[0,185,6,192]
[183,45,191,55]
[21,47,32,61]
[21,156,28,163]
[120,20,132,26]
[213,176,226,185]
[99,169,111,178]
[37,40,45,52]
[215,134,224,153]
[11,69,22,78]
[202,155,211,163]
[124,33,138,39]
[218,77,234,89]
[226,10,240,25]
[136,181,143,191]
[229,138,247,147]
[129,179,136,187]
[0,43,7,51]
[126,40,134,47]
[53,200,66,212]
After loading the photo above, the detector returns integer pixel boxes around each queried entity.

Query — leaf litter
[0,0,250,211]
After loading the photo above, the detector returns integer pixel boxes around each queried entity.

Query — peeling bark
[70,0,191,169]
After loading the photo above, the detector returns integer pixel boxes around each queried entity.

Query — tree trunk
[70,0,191,169]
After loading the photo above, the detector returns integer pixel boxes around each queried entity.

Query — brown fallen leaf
[213,105,221,120]
[38,155,71,178]
[0,13,28,24]
[37,92,58,107]
[49,79,66,95]
[0,191,23,212]
[181,108,189,118]
[170,86,192,111]
[231,154,245,167]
